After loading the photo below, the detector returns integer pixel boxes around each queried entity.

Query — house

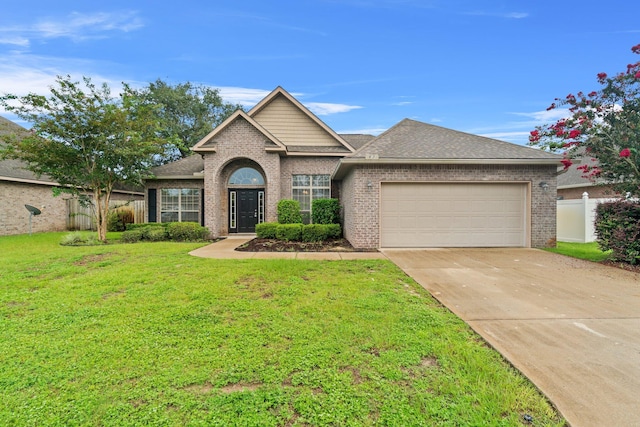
[557,155,617,200]
[0,116,143,236]
[145,87,562,249]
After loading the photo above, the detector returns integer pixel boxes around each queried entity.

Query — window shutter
[148,189,157,223]
[200,189,205,226]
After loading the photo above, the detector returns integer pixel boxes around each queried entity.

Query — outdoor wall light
[539,181,549,191]
[367,181,373,189]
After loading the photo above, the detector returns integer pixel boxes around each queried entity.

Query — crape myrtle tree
[0,75,168,242]
[130,79,242,164]
[528,43,640,198]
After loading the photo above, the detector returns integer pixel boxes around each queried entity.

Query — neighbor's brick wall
[558,185,617,200]
[202,117,282,236]
[0,181,67,236]
[340,164,558,249]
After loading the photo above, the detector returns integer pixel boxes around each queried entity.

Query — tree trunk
[94,190,111,242]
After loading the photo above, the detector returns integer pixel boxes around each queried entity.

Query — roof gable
[192,110,286,153]
[351,119,562,161]
[249,87,355,153]
[0,116,55,184]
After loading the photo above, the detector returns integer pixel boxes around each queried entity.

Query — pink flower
[546,103,556,111]
[620,148,631,158]
[529,130,540,142]
[635,71,640,79]
[597,72,607,81]
[588,91,597,97]
[561,158,573,169]
[632,44,640,54]
[568,129,581,139]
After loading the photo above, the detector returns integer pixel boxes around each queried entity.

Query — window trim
[292,174,331,223]
[160,188,201,223]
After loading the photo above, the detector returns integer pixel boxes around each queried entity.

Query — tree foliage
[529,43,640,197]
[130,79,242,163]
[0,75,167,241]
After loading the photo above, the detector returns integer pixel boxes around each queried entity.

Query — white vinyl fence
[557,192,615,243]
[66,199,145,230]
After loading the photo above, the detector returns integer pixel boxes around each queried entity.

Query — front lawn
[545,242,611,262]
[0,233,565,426]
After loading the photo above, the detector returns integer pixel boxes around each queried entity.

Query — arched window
[228,167,264,185]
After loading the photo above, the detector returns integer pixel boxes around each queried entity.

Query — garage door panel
[381,183,527,247]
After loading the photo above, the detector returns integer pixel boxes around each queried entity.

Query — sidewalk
[188,235,386,260]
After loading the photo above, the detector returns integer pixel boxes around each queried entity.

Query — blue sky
[1,0,639,145]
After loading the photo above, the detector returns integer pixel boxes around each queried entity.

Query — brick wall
[339,163,558,249]
[558,185,617,200]
[0,181,67,236]
[279,157,341,199]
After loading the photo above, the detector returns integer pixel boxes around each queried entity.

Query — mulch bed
[235,238,376,253]
[600,260,640,274]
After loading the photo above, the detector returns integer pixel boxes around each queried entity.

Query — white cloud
[216,87,272,106]
[464,11,529,19]
[0,11,144,46]
[338,127,386,136]
[305,102,362,116]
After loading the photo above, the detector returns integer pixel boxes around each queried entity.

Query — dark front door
[230,189,263,233]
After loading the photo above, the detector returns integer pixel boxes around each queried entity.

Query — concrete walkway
[188,235,386,260]
[382,248,640,427]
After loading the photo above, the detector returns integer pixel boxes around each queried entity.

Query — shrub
[126,222,169,231]
[256,222,279,238]
[60,232,103,246]
[595,200,640,264]
[143,226,168,242]
[326,223,342,239]
[301,224,329,242]
[312,198,341,224]
[121,228,144,243]
[107,207,135,232]
[277,199,302,224]
[276,223,302,241]
[166,222,210,241]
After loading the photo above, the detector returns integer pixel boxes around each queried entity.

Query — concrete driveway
[382,248,640,427]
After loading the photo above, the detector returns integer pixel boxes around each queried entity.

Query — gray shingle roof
[339,134,375,150]
[150,154,204,178]
[350,119,561,160]
[0,116,53,183]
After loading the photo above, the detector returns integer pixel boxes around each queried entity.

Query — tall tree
[0,75,167,241]
[132,79,242,163]
[529,43,640,198]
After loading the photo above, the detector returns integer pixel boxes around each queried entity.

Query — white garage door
[380,183,527,247]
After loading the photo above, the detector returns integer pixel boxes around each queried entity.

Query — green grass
[0,232,565,426]
[545,241,611,262]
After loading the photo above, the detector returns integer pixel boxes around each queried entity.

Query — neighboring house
[0,116,143,236]
[145,87,562,249]
[557,156,618,200]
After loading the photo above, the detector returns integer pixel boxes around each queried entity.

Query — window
[229,167,264,185]
[292,174,330,223]
[161,189,200,223]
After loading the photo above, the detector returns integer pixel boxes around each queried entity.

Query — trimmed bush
[126,222,169,231]
[256,222,279,239]
[121,228,144,243]
[166,222,210,241]
[312,198,341,224]
[143,226,168,242]
[277,199,302,224]
[301,224,329,242]
[326,223,342,239]
[595,200,640,264]
[276,223,303,241]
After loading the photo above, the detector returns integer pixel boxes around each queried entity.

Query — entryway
[229,189,264,233]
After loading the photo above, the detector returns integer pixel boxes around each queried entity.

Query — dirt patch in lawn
[235,238,375,252]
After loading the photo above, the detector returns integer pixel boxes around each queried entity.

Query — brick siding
[0,181,67,236]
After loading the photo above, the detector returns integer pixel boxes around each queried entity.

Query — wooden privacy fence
[66,199,145,230]
[557,192,615,243]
